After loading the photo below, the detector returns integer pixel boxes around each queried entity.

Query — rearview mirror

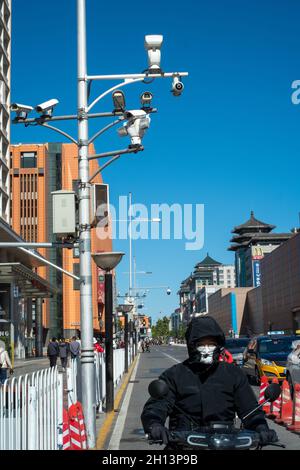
[148,379,169,399]
[264,383,281,402]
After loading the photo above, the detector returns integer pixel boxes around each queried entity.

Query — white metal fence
[0,366,63,450]
[67,347,135,412]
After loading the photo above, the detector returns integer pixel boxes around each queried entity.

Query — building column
[35,298,43,357]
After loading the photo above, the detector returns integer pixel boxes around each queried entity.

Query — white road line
[161,351,181,363]
[108,354,141,450]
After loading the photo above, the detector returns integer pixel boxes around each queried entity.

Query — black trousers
[60,357,68,368]
[49,355,57,368]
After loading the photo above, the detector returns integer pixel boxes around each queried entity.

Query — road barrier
[0,367,63,450]
[259,376,300,435]
[287,384,300,433]
[67,348,134,414]
[274,380,293,426]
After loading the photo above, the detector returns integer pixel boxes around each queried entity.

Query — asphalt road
[110,344,300,451]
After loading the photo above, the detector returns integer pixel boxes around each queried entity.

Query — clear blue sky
[11,0,300,323]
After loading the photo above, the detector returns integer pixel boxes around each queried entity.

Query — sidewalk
[14,356,48,368]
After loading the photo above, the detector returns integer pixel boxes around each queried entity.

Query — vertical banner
[253,260,261,287]
[97,268,105,304]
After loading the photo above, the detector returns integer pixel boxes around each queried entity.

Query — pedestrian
[69,336,80,360]
[58,338,69,371]
[47,337,59,368]
[0,342,13,385]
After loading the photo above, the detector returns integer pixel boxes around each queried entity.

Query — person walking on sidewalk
[69,336,80,360]
[58,338,69,371]
[47,337,59,368]
[0,342,13,385]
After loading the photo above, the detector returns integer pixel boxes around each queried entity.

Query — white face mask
[196,345,217,364]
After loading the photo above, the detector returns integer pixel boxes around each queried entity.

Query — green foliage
[151,316,170,339]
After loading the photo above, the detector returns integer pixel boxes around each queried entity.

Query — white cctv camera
[144,35,163,72]
[117,110,151,147]
[140,91,153,108]
[171,76,184,97]
[10,103,33,119]
[167,288,171,295]
[35,98,59,117]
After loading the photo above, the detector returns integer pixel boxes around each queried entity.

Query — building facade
[229,211,293,288]
[260,231,300,334]
[178,254,235,322]
[10,142,112,340]
[207,287,253,336]
[0,0,11,223]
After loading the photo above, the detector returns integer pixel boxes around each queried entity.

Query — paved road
[109,344,300,451]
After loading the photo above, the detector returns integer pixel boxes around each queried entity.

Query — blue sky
[11,0,300,323]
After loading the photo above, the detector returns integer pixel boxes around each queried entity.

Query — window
[21,152,37,169]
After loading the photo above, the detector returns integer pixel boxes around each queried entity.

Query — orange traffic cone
[259,376,271,415]
[287,384,300,433]
[275,380,293,426]
[268,378,282,419]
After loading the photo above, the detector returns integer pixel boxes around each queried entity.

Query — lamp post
[91,252,124,413]
[117,304,134,372]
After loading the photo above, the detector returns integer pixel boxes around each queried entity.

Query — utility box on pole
[52,190,76,238]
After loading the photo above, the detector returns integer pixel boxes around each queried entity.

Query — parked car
[224,338,250,366]
[286,340,300,398]
[242,335,300,385]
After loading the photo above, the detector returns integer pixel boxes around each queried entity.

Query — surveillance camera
[144,34,163,72]
[35,98,59,117]
[10,103,33,120]
[167,288,171,295]
[140,91,153,108]
[112,90,126,113]
[171,76,184,97]
[117,109,151,147]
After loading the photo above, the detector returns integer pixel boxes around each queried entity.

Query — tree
[152,316,170,340]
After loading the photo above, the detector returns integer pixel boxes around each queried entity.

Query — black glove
[149,423,170,444]
[257,426,278,446]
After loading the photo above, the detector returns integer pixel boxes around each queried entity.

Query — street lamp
[91,252,124,413]
[117,303,134,372]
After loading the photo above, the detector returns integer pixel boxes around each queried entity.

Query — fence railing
[67,346,135,412]
[0,367,63,450]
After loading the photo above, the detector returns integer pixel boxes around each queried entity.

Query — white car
[286,340,300,398]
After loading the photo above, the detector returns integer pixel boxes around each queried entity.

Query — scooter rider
[141,316,278,448]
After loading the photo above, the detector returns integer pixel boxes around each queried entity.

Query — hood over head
[185,316,225,359]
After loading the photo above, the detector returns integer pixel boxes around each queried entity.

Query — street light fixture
[91,252,124,271]
[91,251,124,413]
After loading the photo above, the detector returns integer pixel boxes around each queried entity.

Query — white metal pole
[129,192,133,297]
[77,0,96,448]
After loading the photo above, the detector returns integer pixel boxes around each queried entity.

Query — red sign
[97,268,105,304]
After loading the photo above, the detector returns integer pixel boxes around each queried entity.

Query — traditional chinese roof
[228,232,294,251]
[231,211,275,235]
[194,253,222,270]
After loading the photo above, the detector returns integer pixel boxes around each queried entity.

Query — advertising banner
[253,260,261,287]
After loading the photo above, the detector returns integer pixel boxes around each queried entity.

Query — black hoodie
[141,316,268,437]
